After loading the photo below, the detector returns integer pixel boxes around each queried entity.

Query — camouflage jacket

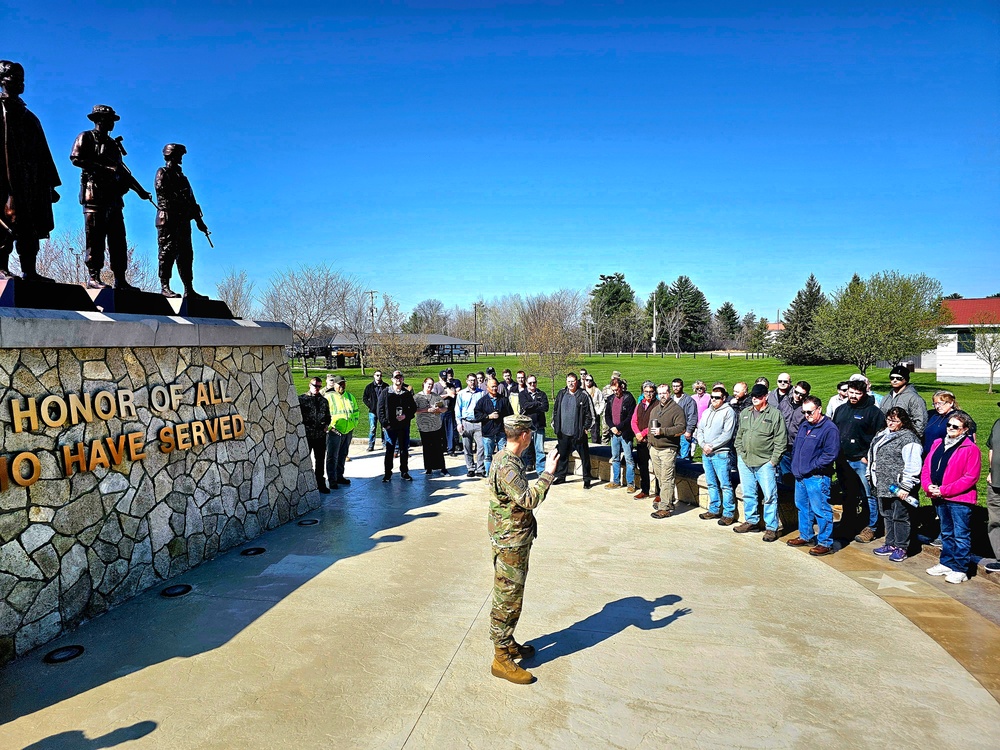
[488,450,554,548]
[298,392,331,440]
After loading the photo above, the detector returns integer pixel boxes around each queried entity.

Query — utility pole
[473,301,483,363]
[652,304,658,354]
[367,290,378,332]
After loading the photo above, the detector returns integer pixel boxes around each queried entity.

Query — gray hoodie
[695,402,736,453]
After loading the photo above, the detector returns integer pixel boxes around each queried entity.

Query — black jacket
[832,394,886,461]
[518,389,549,431]
[604,392,637,441]
[474,393,513,440]
[377,387,416,431]
[363,380,388,412]
[552,387,594,438]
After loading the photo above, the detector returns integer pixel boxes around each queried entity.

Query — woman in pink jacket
[921,411,981,584]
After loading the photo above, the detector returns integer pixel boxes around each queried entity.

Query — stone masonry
[0,312,318,665]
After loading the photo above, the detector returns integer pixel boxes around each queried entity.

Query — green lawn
[289,354,998,503]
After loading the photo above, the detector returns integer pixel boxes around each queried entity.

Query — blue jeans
[937,500,973,574]
[795,474,833,547]
[737,457,779,530]
[527,430,545,470]
[679,434,693,461]
[847,459,879,528]
[703,451,735,517]
[778,451,792,480]
[368,412,382,450]
[482,434,506,474]
[443,412,457,452]
[611,434,635,486]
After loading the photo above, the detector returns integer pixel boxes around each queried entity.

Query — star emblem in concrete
[859,573,920,592]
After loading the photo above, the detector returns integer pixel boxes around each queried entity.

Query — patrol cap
[439,369,448,377]
[503,414,534,431]
[326,374,337,382]
[750,384,769,399]
[331,375,345,385]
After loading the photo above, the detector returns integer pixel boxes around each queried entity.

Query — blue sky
[5,1,998,319]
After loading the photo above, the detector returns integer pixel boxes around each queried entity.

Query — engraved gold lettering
[158,425,175,453]
[232,414,246,438]
[195,382,210,407]
[105,435,126,465]
[127,431,147,460]
[11,452,41,488]
[176,422,192,450]
[205,418,220,441]
[170,384,184,411]
[190,420,206,447]
[219,415,232,440]
[40,395,68,428]
[68,392,93,424]
[117,389,137,420]
[88,440,111,471]
[150,385,170,411]
[93,391,116,420]
[63,442,87,477]
[11,397,38,433]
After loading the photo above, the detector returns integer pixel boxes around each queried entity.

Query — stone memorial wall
[0,310,319,664]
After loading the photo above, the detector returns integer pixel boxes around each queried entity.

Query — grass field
[289,354,998,503]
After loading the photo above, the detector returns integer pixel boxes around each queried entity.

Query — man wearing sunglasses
[833,380,887,544]
[767,373,793,408]
[788,395,841,556]
[777,381,811,479]
[825,381,851,418]
[880,365,927,438]
[734,384,787,541]
[696,387,737,524]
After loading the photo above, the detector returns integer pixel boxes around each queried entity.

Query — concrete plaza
[1,448,999,749]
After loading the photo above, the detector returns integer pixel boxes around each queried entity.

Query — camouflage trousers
[489,543,531,647]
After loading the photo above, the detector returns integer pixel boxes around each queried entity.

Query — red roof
[943,297,1000,326]
[767,322,785,332]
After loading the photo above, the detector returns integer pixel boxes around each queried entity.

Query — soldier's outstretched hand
[544,448,559,476]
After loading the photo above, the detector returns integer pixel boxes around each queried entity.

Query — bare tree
[660,308,686,354]
[518,290,584,395]
[260,264,348,377]
[972,313,1000,393]
[369,294,427,372]
[338,279,377,375]
[12,229,157,290]
[216,268,256,319]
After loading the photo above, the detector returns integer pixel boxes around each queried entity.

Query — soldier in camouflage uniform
[488,414,559,684]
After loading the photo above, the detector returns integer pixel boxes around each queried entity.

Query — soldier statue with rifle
[0,60,61,283]
[154,143,211,298]
[70,104,152,290]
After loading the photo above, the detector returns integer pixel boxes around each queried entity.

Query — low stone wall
[0,310,319,664]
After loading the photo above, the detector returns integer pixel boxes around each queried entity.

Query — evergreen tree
[771,274,829,364]
[746,317,771,354]
[670,275,712,351]
[715,301,740,341]
[590,273,638,351]
[645,281,673,352]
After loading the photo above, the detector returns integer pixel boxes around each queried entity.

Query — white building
[932,297,1000,384]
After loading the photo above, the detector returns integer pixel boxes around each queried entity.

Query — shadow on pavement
[21,721,157,749]
[525,594,691,666]
[0,466,477,724]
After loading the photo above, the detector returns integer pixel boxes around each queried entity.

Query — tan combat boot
[491,646,535,684]
[507,641,535,660]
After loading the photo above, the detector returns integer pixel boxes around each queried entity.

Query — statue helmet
[163,143,187,159]
[0,61,25,83]
[87,104,120,122]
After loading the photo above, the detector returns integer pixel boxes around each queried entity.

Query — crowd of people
[299,364,1000,585]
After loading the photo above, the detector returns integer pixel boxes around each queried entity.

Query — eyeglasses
[778,379,790,384]
[889,376,905,382]
[946,423,963,430]
[695,386,706,391]
[802,408,817,416]
[838,387,849,393]
[886,417,901,424]
[710,395,724,401]
[793,390,807,397]
[526,381,536,385]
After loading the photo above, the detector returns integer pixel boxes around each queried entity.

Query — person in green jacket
[325,375,359,489]
[733,384,788,541]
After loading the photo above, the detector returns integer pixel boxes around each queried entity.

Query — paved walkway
[1,449,999,749]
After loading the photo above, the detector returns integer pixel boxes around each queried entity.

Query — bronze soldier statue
[154,143,208,298]
[70,105,151,290]
[0,61,61,282]
[488,414,559,684]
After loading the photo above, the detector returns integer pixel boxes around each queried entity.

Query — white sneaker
[926,563,953,576]
[945,571,968,584]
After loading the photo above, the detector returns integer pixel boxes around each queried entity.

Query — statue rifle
[112,136,157,208]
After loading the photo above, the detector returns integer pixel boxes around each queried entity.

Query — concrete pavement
[1,447,998,749]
